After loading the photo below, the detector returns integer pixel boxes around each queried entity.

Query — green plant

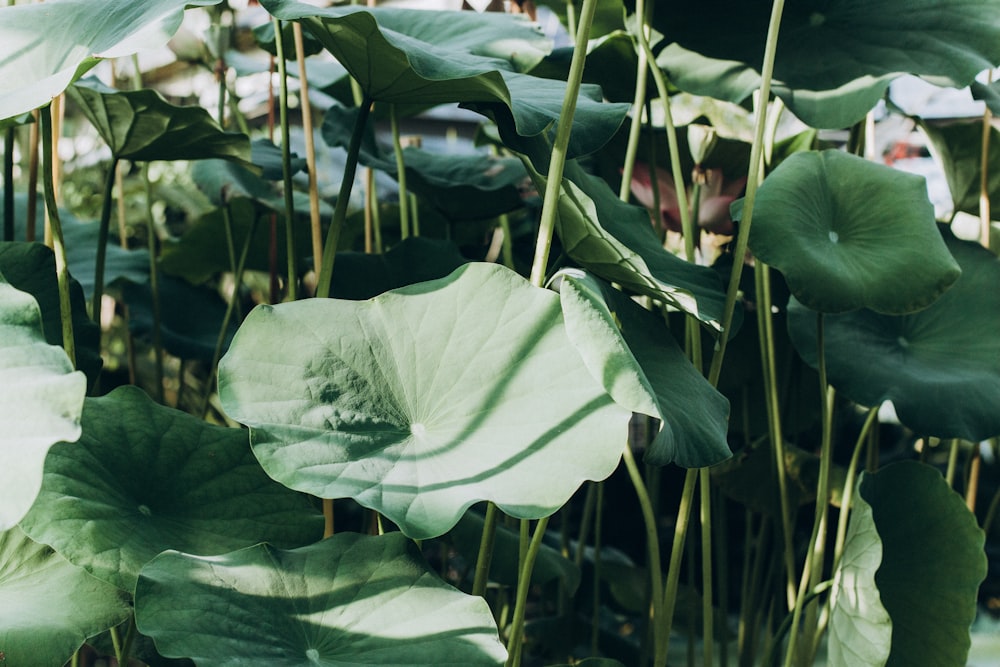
[1,0,999,666]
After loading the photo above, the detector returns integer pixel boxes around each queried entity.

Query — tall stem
[273,18,298,301]
[316,97,373,299]
[40,105,76,368]
[390,104,411,240]
[980,70,993,250]
[707,0,787,385]
[141,162,166,403]
[3,126,13,242]
[293,21,324,279]
[528,0,599,287]
[504,516,551,667]
[90,157,120,327]
[659,468,698,665]
[699,468,714,667]
[472,502,499,597]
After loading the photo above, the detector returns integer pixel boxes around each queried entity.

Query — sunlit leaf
[135,533,507,665]
[19,386,323,591]
[747,150,960,314]
[787,233,1000,441]
[0,527,130,667]
[555,270,730,467]
[0,270,85,531]
[849,462,986,667]
[654,1,1000,128]
[0,0,222,121]
[219,262,631,540]
[68,78,252,166]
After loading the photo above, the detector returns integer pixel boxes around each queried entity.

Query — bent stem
[316,95,373,299]
[40,105,76,368]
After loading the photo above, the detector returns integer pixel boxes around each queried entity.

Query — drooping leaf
[787,233,1000,441]
[654,0,1000,128]
[260,0,628,160]
[250,137,308,180]
[0,242,101,389]
[528,30,643,104]
[219,262,631,540]
[0,270,85,531]
[135,533,507,666]
[449,508,580,591]
[854,462,985,667]
[555,270,730,467]
[0,527,130,667]
[0,0,222,122]
[19,386,323,591]
[920,119,1000,217]
[322,103,528,221]
[121,275,238,362]
[67,78,252,166]
[541,160,728,329]
[747,150,960,314]
[827,477,892,667]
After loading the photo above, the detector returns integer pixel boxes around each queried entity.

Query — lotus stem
[293,21,324,278]
[3,126,12,242]
[504,515,551,667]
[273,18,298,301]
[90,157,119,327]
[390,104,411,240]
[472,502,499,597]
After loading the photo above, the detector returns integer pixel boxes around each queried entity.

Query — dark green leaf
[19,386,323,590]
[331,237,468,300]
[920,119,1000,216]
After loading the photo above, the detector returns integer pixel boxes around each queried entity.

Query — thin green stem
[767,581,833,667]
[390,104,411,239]
[293,21,324,279]
[618,23,649,202]
[273,17,298,301]
[3,126,13,242]
[316,97,373,299]
[622,442,665,664]
[141,162,165,403]
[505,515,551,667]
[945,438,961,487]
[659,468,698,666]
[529,0,599,288]
[472,502,499,597]
[40,105,75,368]
[707,0,787,385]
[699,468,714,667]
[90,157,119,326]
[115,614,138,667]
[591,480,605,655]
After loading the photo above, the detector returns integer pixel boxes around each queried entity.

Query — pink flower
[629,162,746,236]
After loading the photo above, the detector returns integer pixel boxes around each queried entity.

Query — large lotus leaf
[260,0,628,160]
[0,271,85,531]
[135,533,506,666]
[331,237,468,301]
[0,527,130,667]
[322,104,527,221]
[850,462,985,667]
[0,0,221,122]
[653,1,1000,129]
[528,31,643,104]
[19,386,323,591]
[121,275,238,362]
[188,158,327,214]
[545,160,728,329]
[555,270,730,468]
[218,262,631,540]
[788,234,1000,441]
[0,242,101,389]
[67,78,252,166]
[747,150,960,314]
[920,119,1000,217]
[448,508,580,591]
[3,191,150,297]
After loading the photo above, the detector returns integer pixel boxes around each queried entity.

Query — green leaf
[534,0,625,40]
[555,270,730,467]
[67,78,252,166]
[448,508,580,591]
[546,161,728,329]
[0,0,222,122]
[787,233,1000,441]
[135,532,507,666]
[0,242,101,389]
[121,275,237,362]
[747,150,960,314]
[261,0,627,160]
[219,262,631,540]
[654,1,1000,128]
[19,386,323,591]
[331,237,468,300]
[920,119,1000,216]
[528,30,642,104]
[860,462,985,667]
[322,104,528,221]
[0,526,130,667]
[0,270,85,531]
[828,475,892,667]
